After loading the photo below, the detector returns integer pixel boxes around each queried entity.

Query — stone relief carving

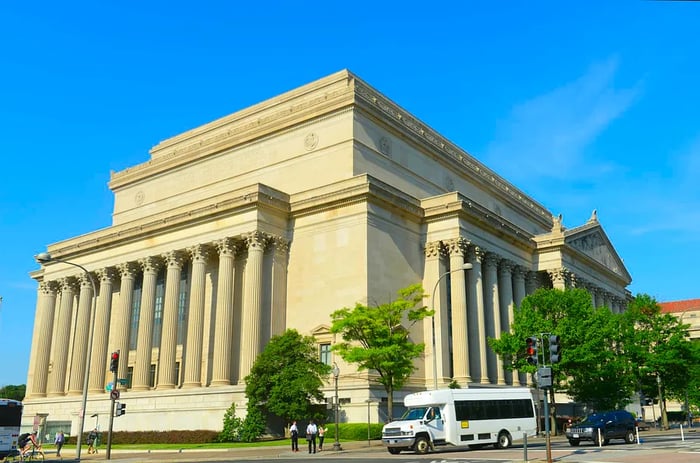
[379,136,392,157]
[304,132,319,151]
[570,232,621,274]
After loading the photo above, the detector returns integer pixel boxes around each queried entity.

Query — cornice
[352,79,552,230]
[46,184,290,261]
[422,192,536,251]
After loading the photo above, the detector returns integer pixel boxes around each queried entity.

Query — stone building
[24,70,631,433]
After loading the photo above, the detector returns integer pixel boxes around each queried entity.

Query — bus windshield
[400,407,428,421]
[0,399,23,459]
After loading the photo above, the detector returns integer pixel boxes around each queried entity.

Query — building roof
[659,299,700,314]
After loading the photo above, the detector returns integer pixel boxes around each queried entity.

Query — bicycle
[2,444,45,462]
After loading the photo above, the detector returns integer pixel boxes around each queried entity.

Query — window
[126,367,134,389]
[129,279,143,350]
[149,364,156,388]
[152,270,166,346]
[319,343,331,365]
[176,265,189,345]
[454,399,534,421]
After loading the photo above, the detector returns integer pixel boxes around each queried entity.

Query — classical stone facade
[24,70,631,433]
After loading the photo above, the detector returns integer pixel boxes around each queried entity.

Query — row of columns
[29,231,288,398]
[426,238,625,387]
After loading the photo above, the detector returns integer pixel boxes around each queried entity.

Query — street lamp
[431,262,472,390]
[332,363,342,451]
[35,251,98,461]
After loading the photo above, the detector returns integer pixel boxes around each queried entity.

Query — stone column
[68,273,96,395]
[525,271,539,295]
[48,277,78,396]
[211,238,237,386]
[548,268,567,290]
[446,238,470,385]
[89,268,117,393]
[498,260,515,385]
[467,246,489,384]
[512,266,528,386]
[269,237,289,337]
[132,257,162,391]
[158,251,186,389]
[30,281,58,397]
[239,231,268,383]
[183,245,210,388]
[483,253,504,385]
[423,241,444,388]
[114,263,138,381]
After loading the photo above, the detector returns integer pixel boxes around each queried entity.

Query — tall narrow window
[319,343,331,365]
[176,264,189,345]
[152,270,166,346]
[126,366,134,389]
[128,278,143,350]
[149,364,156,388]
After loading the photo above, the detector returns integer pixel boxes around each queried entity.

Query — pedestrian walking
[306,419,318,454]
[54,430,65,457]
[290,420,299,452]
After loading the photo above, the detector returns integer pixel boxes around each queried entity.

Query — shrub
[217,403,243,442]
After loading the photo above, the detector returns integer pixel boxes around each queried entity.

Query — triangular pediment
[565,224,628,279]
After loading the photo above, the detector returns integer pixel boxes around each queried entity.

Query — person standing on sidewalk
[306,419,318,454]
[289,421,299,452]
[317,423,327,451]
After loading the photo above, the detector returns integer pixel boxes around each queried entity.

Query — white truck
[382,388,537,454]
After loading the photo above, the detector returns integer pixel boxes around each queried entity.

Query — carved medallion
[304,132,319,151]
[379,136,392,157]
[135,190,145,206]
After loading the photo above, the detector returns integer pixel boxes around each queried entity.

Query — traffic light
[526,337,539,365]
[549,335,561,364]
[109,351,119,373]
[115,402,126,416]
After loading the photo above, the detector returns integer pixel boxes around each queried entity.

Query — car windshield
[582,413,605,424]
[400,407,428,420]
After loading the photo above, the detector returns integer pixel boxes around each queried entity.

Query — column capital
[483,252,500,269]
[424,241,443,258]
[188,244,212,264]
[467,245,486,262]
[215,237,238,257]
[39,280,59,295]
[95,267,118,284]
[271,235,289,255]
[444,237,469,257]
[163,250,187,269]
[59,276,79,293]
[244,231,270,251]
[139,256,164,273]
[498,259,515,275]
[547,267,569,287]
[512,266,526,281]
[117,261,139,279]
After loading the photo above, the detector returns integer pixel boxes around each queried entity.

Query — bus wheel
[387,447,401,455]
[495,431,512,449]
[414,436,430,454]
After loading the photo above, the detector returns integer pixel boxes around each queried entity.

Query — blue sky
[2,1,699,387]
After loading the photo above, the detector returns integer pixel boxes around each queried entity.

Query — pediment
[565,226,627,278]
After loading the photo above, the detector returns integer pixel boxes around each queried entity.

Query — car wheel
[624,430,636,444]
[387,447,401,455]
[495,431,512,449]
[414,436,430,454]
[568,439,580,447]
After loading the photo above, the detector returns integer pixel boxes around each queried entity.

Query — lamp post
[332,363,342,451]
[431,262,472,390]
[36,252,97,461]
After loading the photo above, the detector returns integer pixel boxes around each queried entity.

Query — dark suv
[565,410,636,446]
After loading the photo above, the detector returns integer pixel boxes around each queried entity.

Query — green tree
[0,385,25,402]
[242,329,331,441]
[217,403,243,442]
[330,283,430,420]
[621,294,700,429]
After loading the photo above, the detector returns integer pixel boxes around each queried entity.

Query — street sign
[110,389,120,400]
[118,379,128,385]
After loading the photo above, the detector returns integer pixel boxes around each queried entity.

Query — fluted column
[89,268,117,393]
[512,266,527,386]
[30,281,58,397]
[498,260,515,385]
[48,278,78,396]
[158,251,186,389]
[183,245,210,388]
[467,246,488,384]
[239,231,268,383]
[424,241,444,387]
[114,263,138,381]
[270,237,289,337]
[68,273,96,395]
[132,257,162,391]
[525,271,539,295]
[483,253,504,385]
[446,238,470,385]
[211,238,237,386]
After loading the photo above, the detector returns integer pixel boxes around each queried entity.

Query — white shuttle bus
[382,388,537,454]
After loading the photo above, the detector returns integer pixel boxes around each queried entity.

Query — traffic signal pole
[106,350,119,460]
[527,334,560,463]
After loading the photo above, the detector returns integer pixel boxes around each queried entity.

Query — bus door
[425,407,445,442]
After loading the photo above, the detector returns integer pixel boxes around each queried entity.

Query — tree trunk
[387,382,394,422]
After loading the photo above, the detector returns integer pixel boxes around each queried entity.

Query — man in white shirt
[306,419,318,454]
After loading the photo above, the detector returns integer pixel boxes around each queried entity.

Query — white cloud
[484,58,641,181]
